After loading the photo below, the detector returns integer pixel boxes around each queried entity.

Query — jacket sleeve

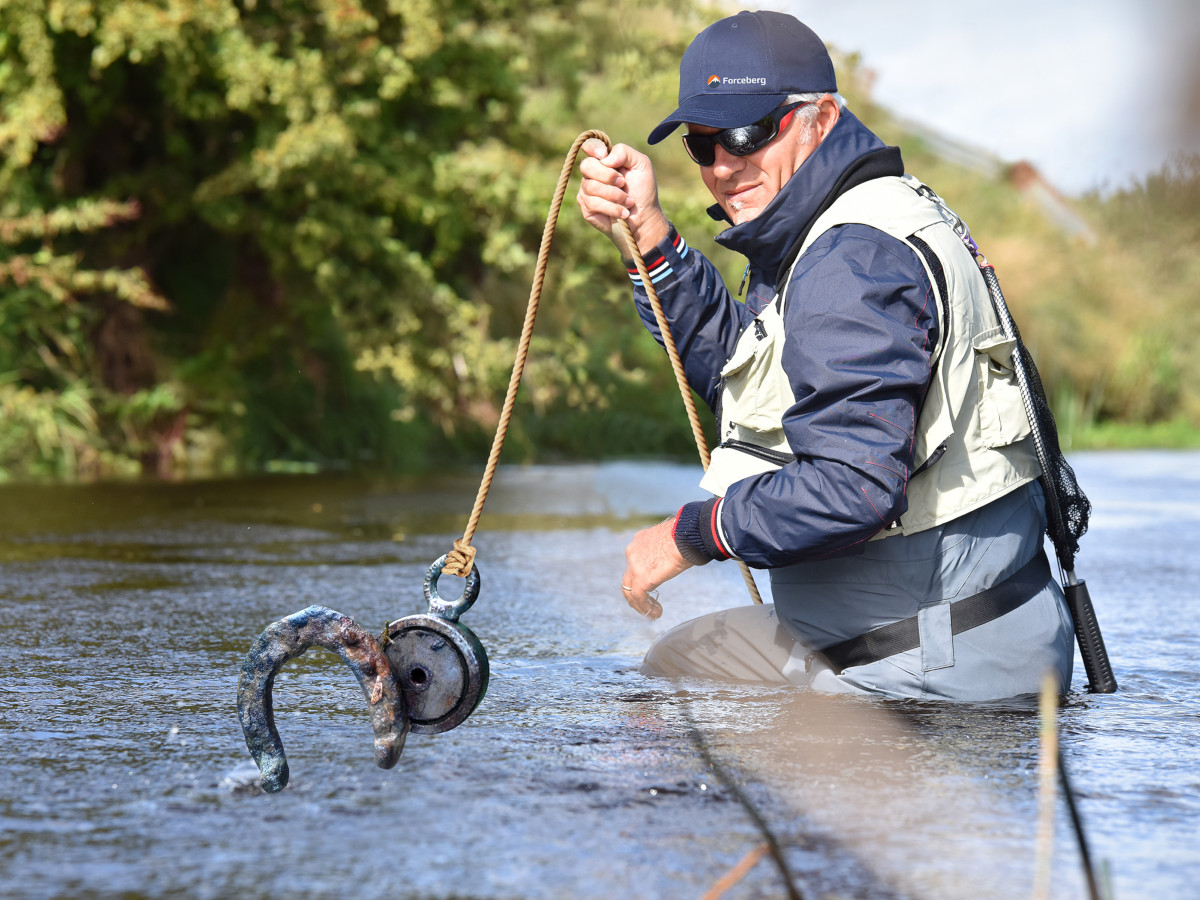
[673,224,940,567]
[625,225,755,410]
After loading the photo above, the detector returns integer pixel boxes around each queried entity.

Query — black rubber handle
[1065,580,1118,693]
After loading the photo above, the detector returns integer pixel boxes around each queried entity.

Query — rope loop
[441,538,478,578]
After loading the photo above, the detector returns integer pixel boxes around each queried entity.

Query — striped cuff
[672,498,733,566]
[623,225,689,287]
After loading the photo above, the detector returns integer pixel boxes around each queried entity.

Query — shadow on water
[1,454,1198,899]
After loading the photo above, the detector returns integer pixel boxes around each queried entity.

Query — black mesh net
[981,267,1091,570]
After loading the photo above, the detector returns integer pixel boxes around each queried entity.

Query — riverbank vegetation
[2,0,1198,481]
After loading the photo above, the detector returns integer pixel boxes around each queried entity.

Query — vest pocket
[973,326,1033,448]
[720,323,790,432]
[699,442,788,496]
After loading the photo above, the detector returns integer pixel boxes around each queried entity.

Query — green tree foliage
[0,0,705,479]
[0,193,175,478]
[4,0,1199,482]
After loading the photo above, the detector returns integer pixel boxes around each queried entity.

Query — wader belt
[818,550,1052,675]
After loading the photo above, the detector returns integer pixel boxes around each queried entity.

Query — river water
[1,451,1197,899]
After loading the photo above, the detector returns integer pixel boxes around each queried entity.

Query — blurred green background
[3,0,1198,482]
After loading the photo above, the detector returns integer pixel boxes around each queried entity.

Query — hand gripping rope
[235,132,763,792]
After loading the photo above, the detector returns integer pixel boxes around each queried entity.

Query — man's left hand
[620,517,692,620]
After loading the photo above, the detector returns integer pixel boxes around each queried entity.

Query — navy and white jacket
[629,110,940,567]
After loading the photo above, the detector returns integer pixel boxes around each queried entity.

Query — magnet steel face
[384,614,489,734]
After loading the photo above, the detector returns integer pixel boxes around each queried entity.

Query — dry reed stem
[700,843,770,900]
[1033,671,1059,900]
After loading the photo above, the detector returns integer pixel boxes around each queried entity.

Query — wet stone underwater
[1,453,1198,900]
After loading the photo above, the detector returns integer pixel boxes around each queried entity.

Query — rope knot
[442,539,477,578]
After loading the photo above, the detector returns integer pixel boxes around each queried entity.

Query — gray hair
[783,92,845,142]
[784,91,846,107]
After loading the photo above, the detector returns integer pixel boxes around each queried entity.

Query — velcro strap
[819,550,1052,675]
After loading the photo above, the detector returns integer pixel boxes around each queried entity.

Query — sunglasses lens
[682,134,717,166]
[683,111,783,165]
[682,102,808,166]
[720,117,775,156]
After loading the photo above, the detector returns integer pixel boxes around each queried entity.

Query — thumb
[581,137,610,159]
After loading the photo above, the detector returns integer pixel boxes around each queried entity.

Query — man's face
[688,98,837,225]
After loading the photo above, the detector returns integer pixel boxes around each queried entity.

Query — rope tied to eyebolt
[442,538,477,579]
[441,130,762,607]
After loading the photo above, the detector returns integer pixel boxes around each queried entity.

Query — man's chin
[726,202,764,225]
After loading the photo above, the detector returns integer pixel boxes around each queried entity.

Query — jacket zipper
[718,439,795,466]
[738,264,751,296]
[911,440,948,478]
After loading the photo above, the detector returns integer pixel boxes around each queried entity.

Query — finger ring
[621,584,633,591]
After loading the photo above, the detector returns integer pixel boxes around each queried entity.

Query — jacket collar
[708,109,903,287]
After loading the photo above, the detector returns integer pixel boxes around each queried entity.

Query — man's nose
[710,144,746,175]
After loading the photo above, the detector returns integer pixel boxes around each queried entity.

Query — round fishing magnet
[384,614,489,734]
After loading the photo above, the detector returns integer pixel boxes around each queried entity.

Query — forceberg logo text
[706,75,767,86]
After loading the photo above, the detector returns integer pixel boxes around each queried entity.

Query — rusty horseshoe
[236,605,408,793]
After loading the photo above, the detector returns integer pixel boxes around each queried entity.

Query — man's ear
[814,95,841,142]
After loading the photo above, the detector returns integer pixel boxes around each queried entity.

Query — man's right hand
[576,141,670,257]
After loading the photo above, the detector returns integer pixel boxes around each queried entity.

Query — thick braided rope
[444,131,762,606]
[442,130,603,577]
[611,219,709,468]
[610,208,761,603]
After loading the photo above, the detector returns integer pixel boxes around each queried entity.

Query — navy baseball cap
[647,10,837,145]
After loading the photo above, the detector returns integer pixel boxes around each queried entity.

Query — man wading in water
[576,10,1075,700]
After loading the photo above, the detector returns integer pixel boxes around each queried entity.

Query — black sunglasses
[681,101,810,166]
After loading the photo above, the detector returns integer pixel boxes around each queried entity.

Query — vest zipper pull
[738,264,750,297]
[753,318,767,340]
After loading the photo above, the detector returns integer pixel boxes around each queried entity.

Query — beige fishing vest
[699,174,1041,537]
